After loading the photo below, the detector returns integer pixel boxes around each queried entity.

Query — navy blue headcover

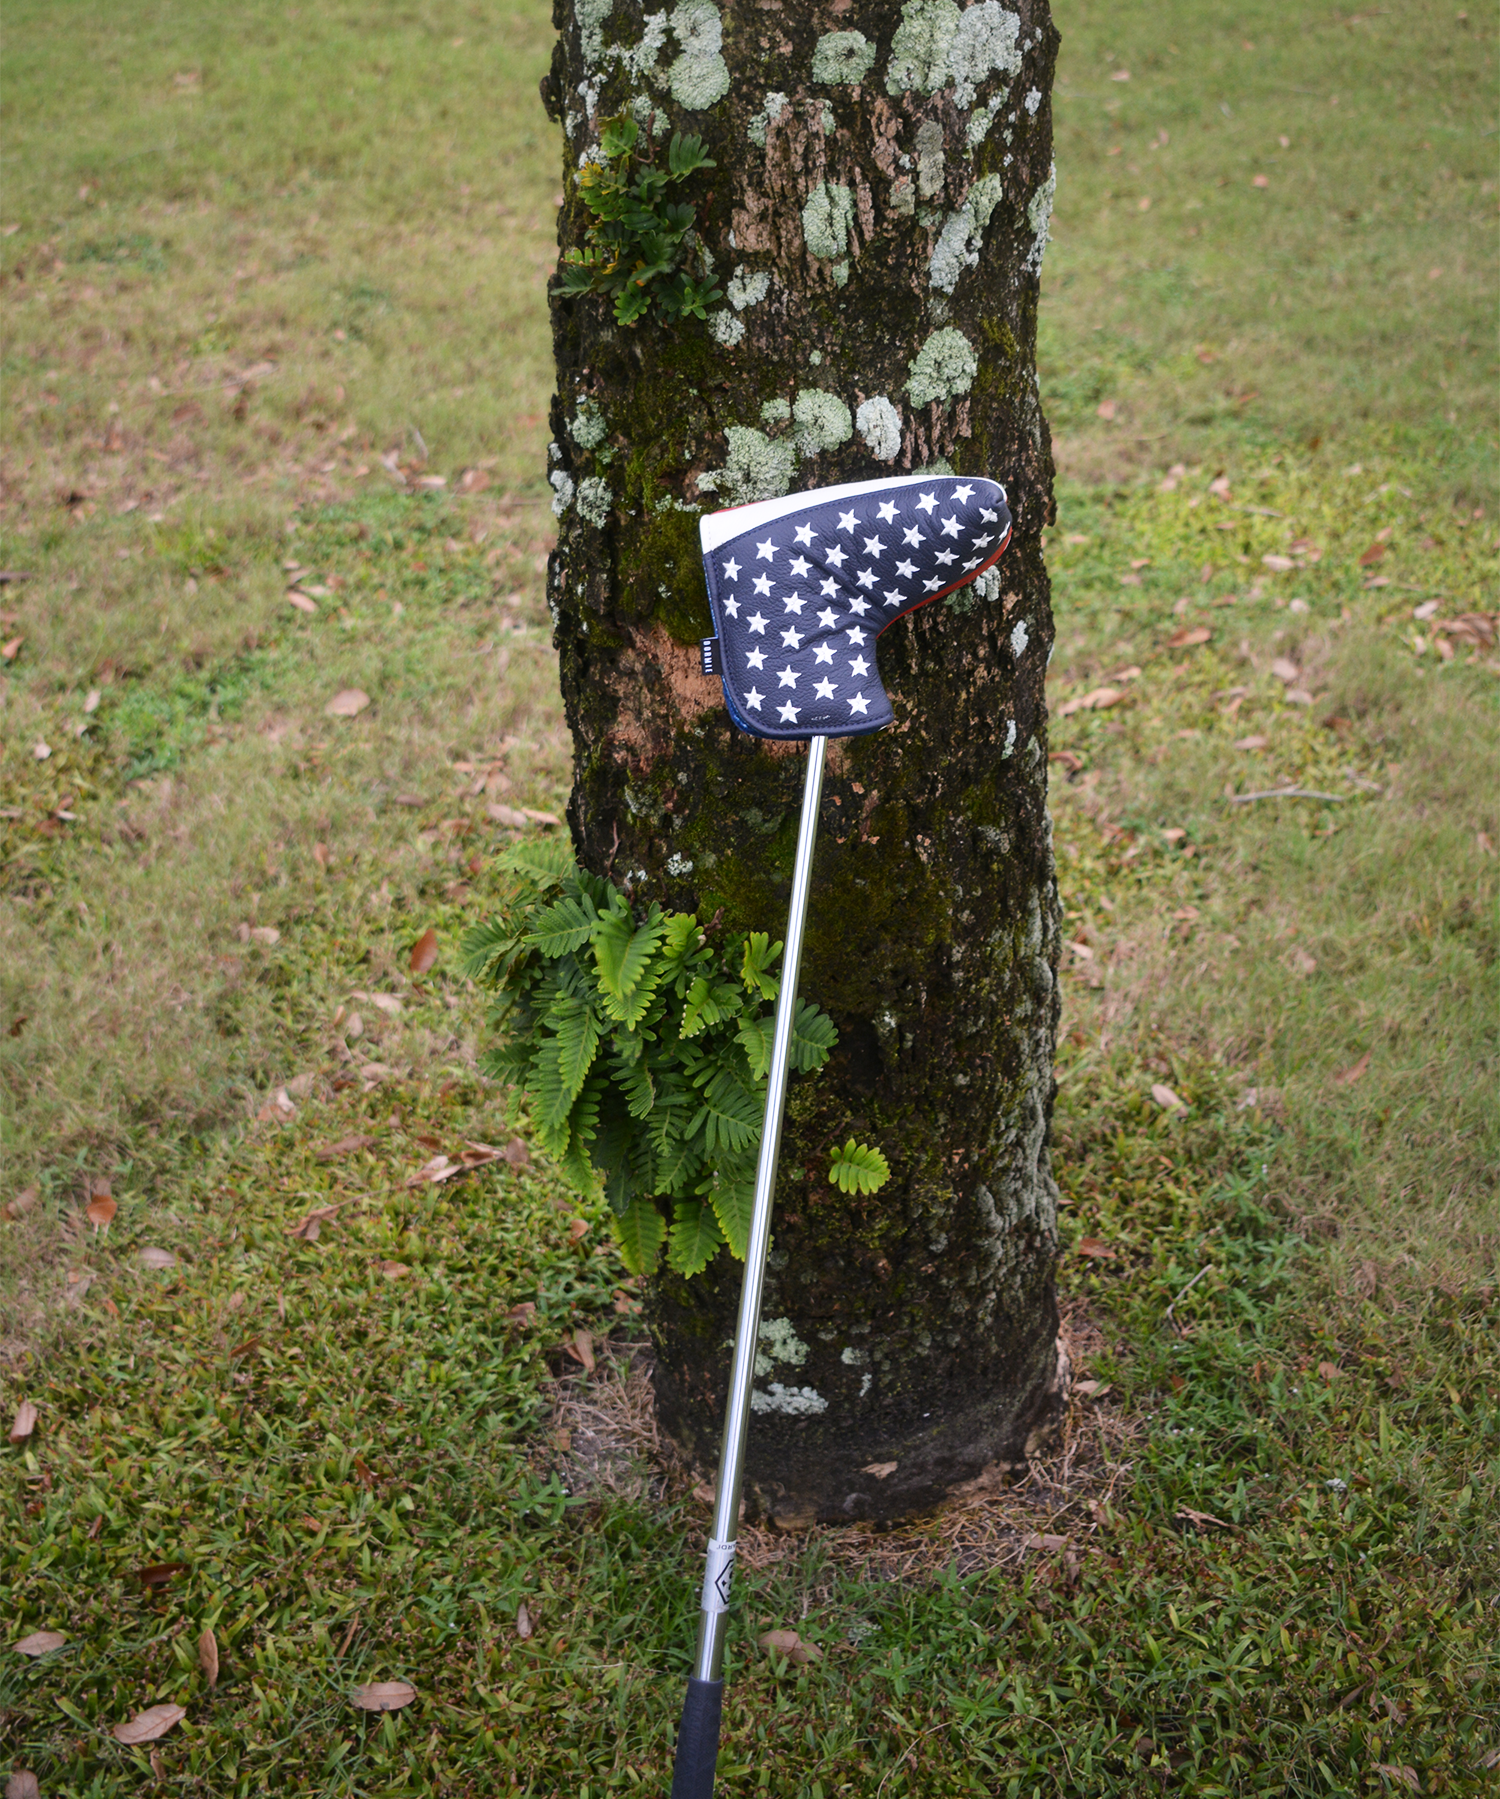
[698,474,1011,742]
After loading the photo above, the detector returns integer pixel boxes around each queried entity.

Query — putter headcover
[698,473,1011,742]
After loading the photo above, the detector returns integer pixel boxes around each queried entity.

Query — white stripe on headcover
[698,473,1006,555]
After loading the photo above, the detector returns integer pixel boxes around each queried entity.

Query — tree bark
[541,0,1065,1526]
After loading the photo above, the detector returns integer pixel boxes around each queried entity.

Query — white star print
[748,611,768,634]
[963,556,980,571]
[848,597,871,616]
[847,626,867,645]
[848,692,870,715]
[980,508,998,523]
[934,548,957,566]
[862,535,885,557]
[856,567,878,589]
[849,654,870,677]
[753,573,773,596]
[817,607,837,629]
[953,483,975,503]
[723,597,740,618]
[902,525,922,546]
[788,555,811,578]
[813,676,837,700]
[777,666,799,688]
[745,647,766,670]
[820,576,839,596]
[756,537,777,561]
[777,701,800,722]
[837,509,858,532]
[745,686,764,710]
[940,515,961,539]
[825,544,848,569]
[783,595,805,613]
[876,500,897,523]
[922,576,943,593]
[722,557,741,581]
[813,642,835,665]
[780,626,804,649]
[972,534,993,549]
[895,559,917,579]
[916,492,938,514]
[793,523,815,545]
[883,589,904,607]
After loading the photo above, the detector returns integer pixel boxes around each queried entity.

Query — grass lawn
[2,2,1497,1794]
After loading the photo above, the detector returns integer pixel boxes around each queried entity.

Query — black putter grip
[670,1677,724,1799]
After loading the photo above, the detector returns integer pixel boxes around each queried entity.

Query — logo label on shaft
[701,1538,737,1615]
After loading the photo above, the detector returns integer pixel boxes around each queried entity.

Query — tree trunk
[541,0,1065,1526]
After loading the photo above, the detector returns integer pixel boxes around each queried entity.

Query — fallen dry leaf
[1072,1379,1114,1399]
[1,637,21,662]
[1290,948,1318,977]
[287,591,318,614]
[568,1217,590,1244]
[1373,1766,1419,1793]
[488,803,529,828]
[515,1602,534,1640]
[324,688,371,718]
[1022,1533,1070,1552]
[1232,734,1271,751]
[249,925,280,946]
[758,1628,822,1665]
[6,1770,40,1799]
[1076,1237,1116,1259]
[407,1154,459,1188]
[565,1328,596,1373]
[12,1629,66,1656]
[137,1561,187,1592]
[314,1134,376,1163]
[1357,542,1386,568]
[199,1625,219,1687]
[1271,657,1300,683]
[1261,554,1294,572]
[409,927,439,975]
[287,1203,343,1242]
[112,1703,186,1745]
[507,1301,537,1327]
[5,1186,39,1222]
[1056,685,1125,718]
[502,1136,531,1167]
[351,1680,416,1713]
[859,1461,898,1479]
[1151,1082,1186,1111]
[1175,1507,1233,1531]
[379,1260,412,1279]
[1095,399,1117,421]
[86,1190,117,1229]
[1335,1051,1371,1086]
[137,1247,177,1269]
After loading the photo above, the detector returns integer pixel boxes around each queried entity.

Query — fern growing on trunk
[461,839,840,1277]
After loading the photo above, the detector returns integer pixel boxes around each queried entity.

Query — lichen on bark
[541,0,1065,1525]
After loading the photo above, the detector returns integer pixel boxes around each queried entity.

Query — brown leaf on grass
[1048,749,1084,774]
[1271,657,1301,683]
[12,1629,65,1656]
[287,1203,342,1241]
[379,1261,412,1279]
[1357,542,1387,567]
[249,925,280,946]
[1318,1361,1341,1381]
[506,1302,536,1327]
[1290,948,1318,977]
[351,1680,416,1712]
[314,1134,376,1163]
[502,1137,531,1167]
[409,927,438,975]
[406,1154,459,1187]
[112,1704,186,1745]
[1335,1051,1371,1087]
[859,1461,898,1479]
[324,688,371,718]
[137,1247,177,1269]
[488,803,529,827]
[286,591,318,614]
[1232,734,1271,750]
[8,1401,38,1444]
[199,1625,219,1687]
[1076,1237,1116,1259]
[1165,625,1212,648]
[1373,1767,1420,1793]
[1,637,21,662]
[1056,686,1125,718]
[1151,1082,1186,1111]
[1261,554,1295,572]
[137,1562,187,1592]
[565,1328,596,1373]
[515,1601,534,1640]
[1095,399,1117,421]
[1021,1533,1070,1552]
[1073,1380,1114,1399]
[1175,1507,1233,1531]
[5,1186,39,1222]
[6,1770,41,1799]
[758,1628,822,1664]
[86,1189,117,1229]
[568,1217,591,1245]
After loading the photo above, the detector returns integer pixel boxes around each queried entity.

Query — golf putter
[671,473,1012,1798]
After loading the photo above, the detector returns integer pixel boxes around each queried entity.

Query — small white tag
[701,1538,737,1615]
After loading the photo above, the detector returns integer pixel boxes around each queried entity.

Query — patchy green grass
[3,0,1498,1794]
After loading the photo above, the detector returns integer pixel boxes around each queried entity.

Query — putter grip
[670,1677,723,1799]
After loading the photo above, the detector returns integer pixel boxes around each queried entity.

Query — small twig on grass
[1227,787,1345,805]
[336,1613,361,1659]
[1164,1265,1214,1334]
